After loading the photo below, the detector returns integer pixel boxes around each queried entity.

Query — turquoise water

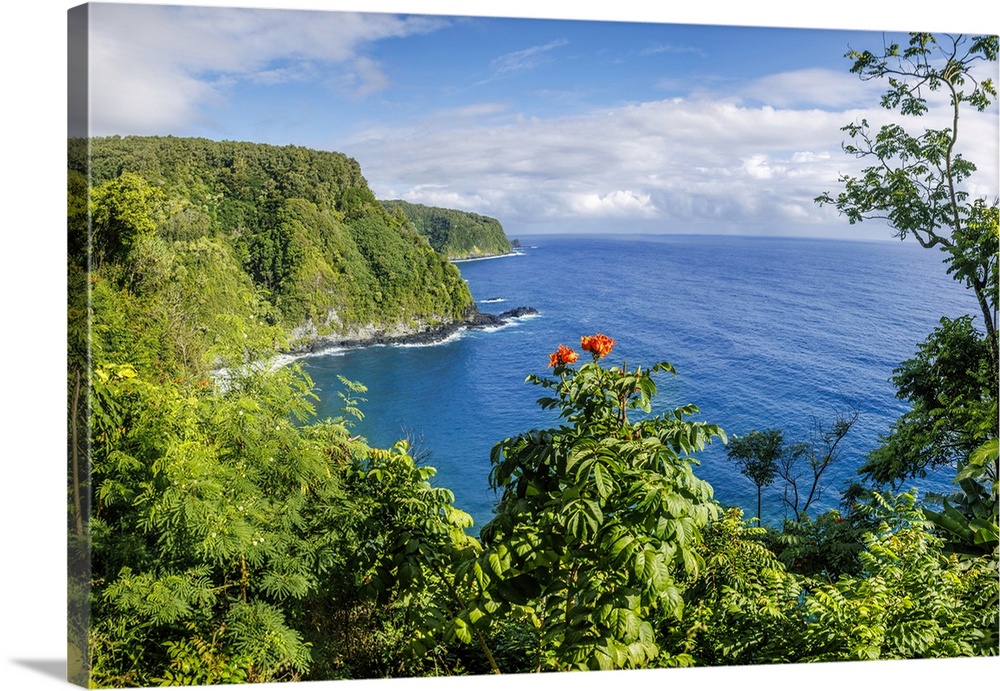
[302,234,978,531]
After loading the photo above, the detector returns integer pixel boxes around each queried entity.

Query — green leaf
[593,462,613,499]
[452,617,473,644]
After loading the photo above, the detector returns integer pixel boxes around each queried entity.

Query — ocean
[301,234,978,531]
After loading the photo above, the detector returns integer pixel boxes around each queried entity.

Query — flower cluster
[581,333,615,359]
[549,344,579,368]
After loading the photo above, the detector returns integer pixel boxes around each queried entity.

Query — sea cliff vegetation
[69,135,475,357]
[381,199,513,260]
[68,32,997,688]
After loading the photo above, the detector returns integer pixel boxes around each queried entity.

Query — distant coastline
[450,250,525,264]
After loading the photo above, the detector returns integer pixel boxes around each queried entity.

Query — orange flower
[548,344,578,368]
[580,333,615,359]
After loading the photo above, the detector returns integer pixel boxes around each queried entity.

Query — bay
[302,234,978,531]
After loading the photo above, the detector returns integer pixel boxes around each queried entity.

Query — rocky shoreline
[286,304,539,355]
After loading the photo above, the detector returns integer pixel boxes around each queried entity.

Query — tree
[861,316,996,485]
[815,33,998,345]
[815,33,998,535]
[726,429,783,525]
[462,335,726,671]
[90,171,163,272]
[811,36,998,635]
[776,407,859,518]
[786,492,998,661]
[667,507,802,666]
[727,411,858,524]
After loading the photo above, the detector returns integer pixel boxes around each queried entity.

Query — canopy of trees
[69,136,474,352]
[382,199,513,260]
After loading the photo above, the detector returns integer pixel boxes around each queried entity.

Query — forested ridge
[381,199,513,260]
[68,33,997,689]
[69,135,474,358]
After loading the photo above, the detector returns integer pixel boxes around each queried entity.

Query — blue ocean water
[302,234,978,531]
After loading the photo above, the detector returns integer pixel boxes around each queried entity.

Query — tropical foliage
[468,336,725,671]
[815,31,998,566]
[69,136,474,344]
[68,31,998,688]
[382,199,513,260]
[66,143,484,685]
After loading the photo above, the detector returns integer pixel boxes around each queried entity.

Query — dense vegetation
[382,199,513,260]
[68,33,997,688]
[69,136,474,354]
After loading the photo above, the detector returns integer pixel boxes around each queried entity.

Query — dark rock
[463,311,504,329]
[287,301,538,354]
[498,306,539,320]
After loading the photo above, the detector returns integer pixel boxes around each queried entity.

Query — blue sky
[80,1,999,238]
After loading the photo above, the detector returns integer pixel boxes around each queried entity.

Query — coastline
[284,304,539,356]
[450,250,524,264]
[214,304,538,388]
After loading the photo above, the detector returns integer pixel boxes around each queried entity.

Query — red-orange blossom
[581,333,615,359]
[549,344,578,368]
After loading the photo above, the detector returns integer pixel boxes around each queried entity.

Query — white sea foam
[474,311,542,333]
[211,345,347,389]
[391,329,467,348]
[475,323,512,333]
[212,307,539,387]
[451,251,524,264]
[287,345,349,361]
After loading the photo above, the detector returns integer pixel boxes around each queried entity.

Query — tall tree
[816,33,999,559]
[861,316,996,484]
[815,33,998,345]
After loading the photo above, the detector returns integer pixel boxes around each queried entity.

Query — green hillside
[68,136,474,363]
[382,199,512,259]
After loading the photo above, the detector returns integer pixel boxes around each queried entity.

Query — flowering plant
[475,333,726,671]
[580,333,615,359]
[548,344,578,368]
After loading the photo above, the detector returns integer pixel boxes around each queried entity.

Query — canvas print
[67,2,999,688]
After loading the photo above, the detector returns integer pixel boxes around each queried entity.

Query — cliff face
[287,311,464,353]
[286,304,540,354]
[381,199,513,260]
[70,136,475,355]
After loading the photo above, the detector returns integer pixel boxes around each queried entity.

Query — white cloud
[445,103,511,119]
[742,154,782,180]
[739,68,882,108]
[87,4,447,135]
[332,56,392,99]
[347,98,873,229]
[569,190,657,217]
[83,5,999,238]
[248,62,320,87]
[490,39,570,76]
[88,34,217,134]
[640,43,703,57]
[394,185,494,211]
[346,92,997,236]
[791,151,830,163]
